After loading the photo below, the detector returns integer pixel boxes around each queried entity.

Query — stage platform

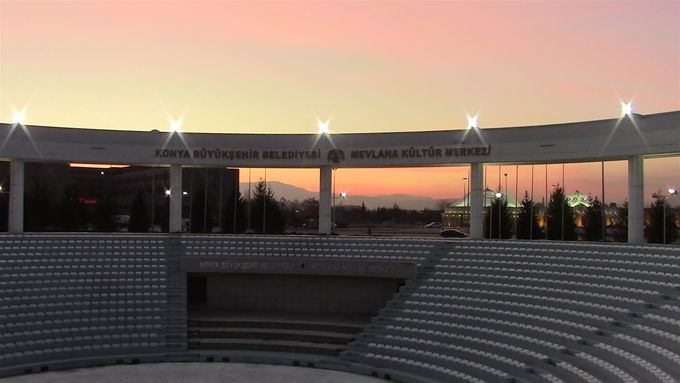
[0,362,384,383]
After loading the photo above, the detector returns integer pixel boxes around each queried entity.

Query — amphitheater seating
[0,234,184,377]
[2,234,680,383]
[188,313,364,356]
[342,240,680,383]
[181,235,438,265]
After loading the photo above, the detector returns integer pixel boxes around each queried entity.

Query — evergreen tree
[484,197,512,239]
[128,191,150,232]
[249,180,286,234]
[546,186,577,241]
[300,197,319,228]
[221,191,248,233]
[645,193,678,244]
[281,199,302,230]
[584,197,603,241]
[612,201,628,242]
[516,192,544,239]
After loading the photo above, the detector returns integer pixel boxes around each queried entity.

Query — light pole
[544,164,549,239]
[462,177,468,227]
[664,188,678,244]
[530,164,534,240]
[495,191,502,239]
[189,172,194,233]
[332,168,337,231]
[151,167,155,230]
[549,183,558,240]
[165,189,190,232]
[467,168,471,225]
[514,165,518,238]
[504,172,508,235]
[184,191,191,233]
[504,173,508,205]
[601,161,606,241]
[562,163,565,241]
[339,191,348,228]
[488,189,492,239]
[247,168,252,233]
[263,168,267,234]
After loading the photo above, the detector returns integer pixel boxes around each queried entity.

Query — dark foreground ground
[1,362,383,383]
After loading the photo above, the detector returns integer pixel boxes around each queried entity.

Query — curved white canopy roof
[0,111,677,168]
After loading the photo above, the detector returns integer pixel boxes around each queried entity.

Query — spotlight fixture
[317,119,330,134]
[620,102,633,117]
[11,108,26,125]
[170,118,182,133]
[467,115,478,129]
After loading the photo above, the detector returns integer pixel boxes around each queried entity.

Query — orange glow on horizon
[236,157,680,207]
[1,2,678,206]
[69,163,130,169]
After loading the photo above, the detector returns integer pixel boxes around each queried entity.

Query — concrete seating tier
[2,234,439,378]
[0,234,183,378]
[3,235,680,383]
[187,314,365,357]
[342,240,680,383]
[181,235,438,265]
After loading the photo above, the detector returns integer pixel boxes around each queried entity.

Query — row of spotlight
[9,102,636,133]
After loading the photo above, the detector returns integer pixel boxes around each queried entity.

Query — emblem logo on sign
[327,149,345,163]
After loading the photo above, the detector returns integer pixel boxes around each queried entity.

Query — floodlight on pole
[621,102,633,117]
[662,187,677,244]
[165,189,171,196]
[11,107,26,125]
[467,115,478,129]
[317,119,330,134]
[495,191,502,239]
[170,118,182,133]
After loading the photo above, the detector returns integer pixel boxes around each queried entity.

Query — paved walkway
[2,363,383,383]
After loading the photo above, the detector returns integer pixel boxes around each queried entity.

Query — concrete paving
[1,363,384,383]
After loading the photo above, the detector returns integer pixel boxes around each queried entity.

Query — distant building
[444,189,626,231]
[443,188,521,228]
[10,163,239,232]
[566,190,591,228]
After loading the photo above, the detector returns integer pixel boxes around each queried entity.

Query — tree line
[490,185,677,243]
[3,179,678,243]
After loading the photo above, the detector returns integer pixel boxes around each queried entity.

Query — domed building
[443,188,521,228]
[566,190,592,228]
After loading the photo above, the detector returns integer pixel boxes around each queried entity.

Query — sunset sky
[1,1,679,205]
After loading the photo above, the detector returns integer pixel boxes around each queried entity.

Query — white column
[469,162,484,239]
[319,166,332,235]
[169,164,183,233]
[8,159,24,233]
[628,155,644,243]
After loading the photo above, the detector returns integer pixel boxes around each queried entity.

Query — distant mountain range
[239,181,450,210]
